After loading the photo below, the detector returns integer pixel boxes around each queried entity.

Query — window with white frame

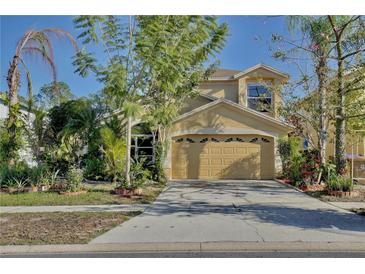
[247,83,272,112]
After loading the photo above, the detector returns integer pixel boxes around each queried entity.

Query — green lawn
[0,211,140,245]
[0,183,165,206]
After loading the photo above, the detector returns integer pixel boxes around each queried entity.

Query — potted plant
[327,174,356,197]
[37,176,50,192]
[114,159,150,197]
[12,178,27,193]
[23,182,38,193]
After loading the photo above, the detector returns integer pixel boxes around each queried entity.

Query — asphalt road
[2,251,365,258]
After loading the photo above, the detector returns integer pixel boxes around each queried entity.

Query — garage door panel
[172,168,186,178]
[210,148,221,154]
[223,147,234,154]
[199,169,210,177]
[200,158,210,165]
[235,147,247,154]
[172,135,274,180]
[210,158,222,165]
[248,147,260,154]
[223,158,236,165]
[210,168,222,177]
[201,147,209,154]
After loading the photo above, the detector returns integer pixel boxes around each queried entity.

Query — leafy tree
[36,81,74,109]
[327,15,365,174]
[273,16,365,177]
[72,15,228,185]
[100,126,126,183]
[5,28,78,164]
[46,98,102,172]
[273,16,333,173]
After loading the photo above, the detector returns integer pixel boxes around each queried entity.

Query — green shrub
[83,157,106,180]
[0,162,30,187]
[151,141,167,183]
[327,174,354,192]
[65,166,84,192]
[278,137,305,184]
[29,164,50,187]
[130,159,151,188]
[100,127,126,183]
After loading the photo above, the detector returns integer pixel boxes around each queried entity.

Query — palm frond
[19,58,33,112]
[22,46,57,83]
[43,28,79,51]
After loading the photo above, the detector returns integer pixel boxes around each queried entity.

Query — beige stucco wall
[199,81,238,103]
[304,122,365,158]
[179,95,212,115]
[198,67,287,119]
[171,103,288,137]
[164,103,290,180]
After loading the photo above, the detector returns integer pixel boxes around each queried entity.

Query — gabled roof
[173,97,293,131]
[208,63,289,81]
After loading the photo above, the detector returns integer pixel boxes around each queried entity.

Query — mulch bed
[276,178,365,202]
[0,212,140,245]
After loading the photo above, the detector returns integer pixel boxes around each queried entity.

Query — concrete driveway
[91,180,365,243]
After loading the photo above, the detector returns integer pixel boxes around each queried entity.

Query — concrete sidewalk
[1,241,365,255]
[0,204,148,213]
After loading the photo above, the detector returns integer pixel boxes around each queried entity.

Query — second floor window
[247,84,272,112]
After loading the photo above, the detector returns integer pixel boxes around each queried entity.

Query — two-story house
[163,64,292,180]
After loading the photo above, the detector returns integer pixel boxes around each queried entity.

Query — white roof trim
[234,63,289,79]
[208,64,289,81]
[173,98,292,130]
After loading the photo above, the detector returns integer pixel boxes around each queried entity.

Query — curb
[274,179,305,193]
[0,205,148,213]
[1,242,365,255]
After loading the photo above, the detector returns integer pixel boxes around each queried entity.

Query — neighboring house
[163,64,292,180]
[297,75,365,182]
[303,122,365,181]
[0,95,9,120]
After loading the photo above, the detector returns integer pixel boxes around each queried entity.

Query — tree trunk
[6,55,21,165]
[316,56,328,167]
[335,53,347,174]
[125,115,132,184]
[7,56,20,107]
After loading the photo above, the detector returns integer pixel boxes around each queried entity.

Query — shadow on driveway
[143,181,365,233]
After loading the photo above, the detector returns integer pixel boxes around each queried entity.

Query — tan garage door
[172,135,274,180]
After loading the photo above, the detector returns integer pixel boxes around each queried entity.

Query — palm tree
[287,16,332,171]
[6,28,78,163]
[122,100,143,185]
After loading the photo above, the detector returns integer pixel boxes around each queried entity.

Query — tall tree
[72,16,228,184]
[286,16,333,170]
[135,16,228,180]
[272,16,334,176]
[37,81,74,109]
[5,28,78,163]
[327,15,365,174]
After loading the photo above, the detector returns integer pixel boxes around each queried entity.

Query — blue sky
[0,16,298,98]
